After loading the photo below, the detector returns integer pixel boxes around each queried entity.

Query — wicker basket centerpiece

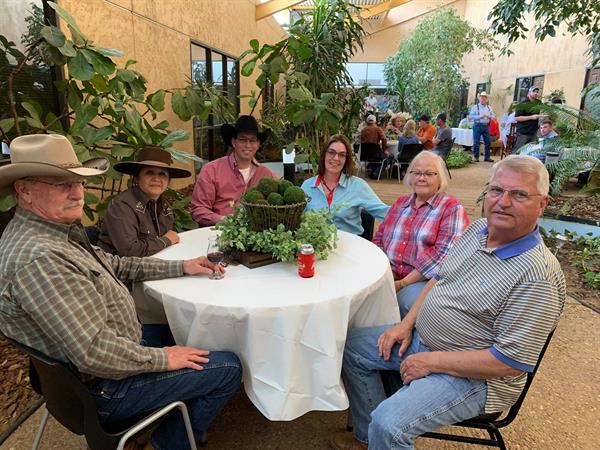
[241,178,308,232]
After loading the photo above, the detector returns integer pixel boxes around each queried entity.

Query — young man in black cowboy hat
[191,115,275,226]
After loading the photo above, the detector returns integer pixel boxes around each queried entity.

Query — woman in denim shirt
[301,135,389,235]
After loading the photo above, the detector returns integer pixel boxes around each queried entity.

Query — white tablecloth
[136,227,399,420]
[452,128,473,147]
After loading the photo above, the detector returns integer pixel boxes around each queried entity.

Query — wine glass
[206,236,225,280]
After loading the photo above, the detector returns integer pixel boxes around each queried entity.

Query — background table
[136,228,399,421]
[452,127,473,147]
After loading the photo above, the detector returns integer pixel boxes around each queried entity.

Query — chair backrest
[359,210,375,241]
[359,142,383,162]
[4,337,121,449]
[497,329,555,428]
[398,143,423,163]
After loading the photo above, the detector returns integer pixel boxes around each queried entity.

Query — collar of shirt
[476,226,542,259]
[227,152,260,171]
[400,191,443,209]
[14,207,87,244]
[132,185,157,206]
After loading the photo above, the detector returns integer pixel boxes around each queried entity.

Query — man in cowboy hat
[98,146,191,257]
[0,134,242,450]
[468,91,496,162]
[191,115,276,226]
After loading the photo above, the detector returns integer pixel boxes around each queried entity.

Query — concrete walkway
[2,162,599,450]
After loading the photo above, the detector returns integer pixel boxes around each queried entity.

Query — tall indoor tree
[239,0,366,167]
[383,8,498,121]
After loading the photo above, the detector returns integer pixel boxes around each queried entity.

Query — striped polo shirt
[416,219,565,413]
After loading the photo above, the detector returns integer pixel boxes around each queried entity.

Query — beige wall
[58,0,285,186]
[352,0,591,116]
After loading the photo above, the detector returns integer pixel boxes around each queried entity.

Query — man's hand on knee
[400,352,435,384]
[165,345,210,371]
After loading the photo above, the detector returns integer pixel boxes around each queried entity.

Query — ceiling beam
[359,0,413,20]
[256,0,305,20]
[367,0,459,34]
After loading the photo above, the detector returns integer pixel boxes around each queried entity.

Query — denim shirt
[301,174,390,235]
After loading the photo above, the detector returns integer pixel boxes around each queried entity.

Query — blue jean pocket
[89,378,130,421]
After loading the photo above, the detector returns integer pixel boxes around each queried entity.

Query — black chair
[3,336,198,450]
[421,330,556,450]
[359,210,375,241]
[439,137,455,179]
[359,143,385,178]
[395,143,423,181]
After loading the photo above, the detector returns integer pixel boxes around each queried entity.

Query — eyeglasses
[236,137,260,145]
[26,178,86,192]
[326,149,347,159]
[409,171,438,178]
[484,186,543,202]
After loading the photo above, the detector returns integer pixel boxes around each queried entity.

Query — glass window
[476,82,490,97]
[1,0,63,145]
[191,45,207,84]
[366,63,385,87]
[190,42,239,161]
[514,75,544,102]
[581,67,599,112]
[346,63,368,86]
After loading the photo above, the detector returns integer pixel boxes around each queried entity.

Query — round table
[135,227,399,421]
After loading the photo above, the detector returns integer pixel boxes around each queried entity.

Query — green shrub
[243,188,265,203]
[445,148,472,168]
[278,179,294,196]
[283,186,306,205]
[267,192,285,206]
[257,178,279,197]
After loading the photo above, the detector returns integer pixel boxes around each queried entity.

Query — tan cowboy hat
[0,134,109,195]
[479,91,489,97]
[113,146,191,178]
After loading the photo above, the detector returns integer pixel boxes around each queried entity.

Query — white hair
[403,151,449,192]
[490,155,549,196]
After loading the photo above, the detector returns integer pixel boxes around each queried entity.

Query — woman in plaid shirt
[373,151,469,317]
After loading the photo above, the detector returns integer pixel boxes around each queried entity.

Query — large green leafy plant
[383,8,498,120]
[0,2,234,226]
[239,0,366,168]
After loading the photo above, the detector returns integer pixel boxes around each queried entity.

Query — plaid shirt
[0,208,183,380]
[373,192,469,279]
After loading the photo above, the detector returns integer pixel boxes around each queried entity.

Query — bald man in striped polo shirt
[330,155,565,450]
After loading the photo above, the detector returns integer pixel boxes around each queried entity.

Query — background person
[302,134,389,235]
[395,119,420,157]
[98,146,191,257]
[0,134,242,450]
[386,113,407,136]
[191,115,275,226]
[469,91,495,162]
[361,114,390,179]
[513,86,542,152]
[431,113,453,158]
[416,115,436,150]
[373,151,468,317]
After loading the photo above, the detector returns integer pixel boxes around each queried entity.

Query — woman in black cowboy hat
[98,146,191,257]
[191,115,275,226]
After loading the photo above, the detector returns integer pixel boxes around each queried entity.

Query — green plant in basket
[215,206,338,263]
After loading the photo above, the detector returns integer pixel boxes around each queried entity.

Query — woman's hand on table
[182,256,226,276]
[377,322,413,361]
[165,346,210,371]
[163,230,180,245]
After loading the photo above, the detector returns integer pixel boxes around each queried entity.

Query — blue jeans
[342,325,487,449]
[396,281,428,318]
[90,325,242,450]
[472,124,491,160]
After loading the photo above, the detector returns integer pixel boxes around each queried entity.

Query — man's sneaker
[484,158,495,162]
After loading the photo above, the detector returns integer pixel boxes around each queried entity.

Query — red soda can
[298,244,315,278]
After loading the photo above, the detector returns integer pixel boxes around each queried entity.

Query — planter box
[538,215,600,238]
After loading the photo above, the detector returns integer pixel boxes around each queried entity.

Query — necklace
[321,178,337,193]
